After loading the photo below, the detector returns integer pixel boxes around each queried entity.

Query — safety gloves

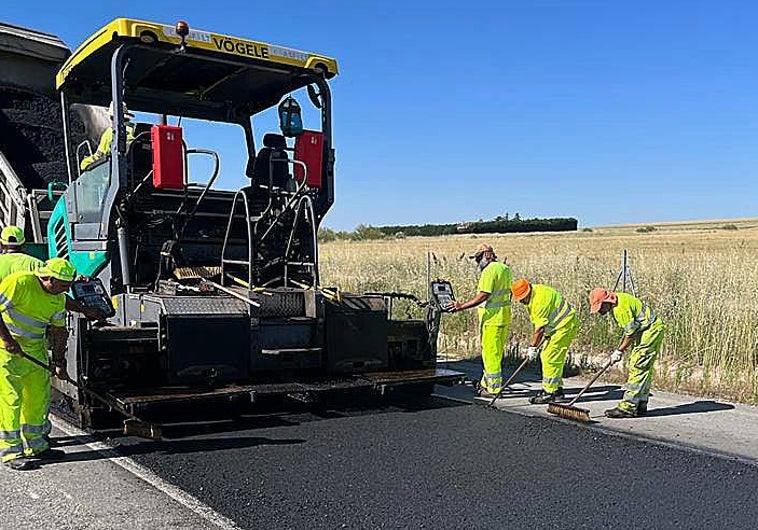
[525,346,539,361]
[610,349,624,364]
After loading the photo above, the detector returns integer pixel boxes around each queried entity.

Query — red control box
[294,130,323,188]
[151,125,184,189]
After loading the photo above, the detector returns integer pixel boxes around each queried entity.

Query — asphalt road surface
[100,394,758,530]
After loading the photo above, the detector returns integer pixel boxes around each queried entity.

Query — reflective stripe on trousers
[618,322,665,414]
[540,316,579,393]
[479,324,509,393]
[0,429,21,440]
[0,348,51,461]
[0,442,24,462]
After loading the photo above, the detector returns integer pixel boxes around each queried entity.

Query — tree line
[319,216,578,242]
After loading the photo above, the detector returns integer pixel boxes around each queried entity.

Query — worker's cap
[511,278,532,302]
[468,243,494,260]
[589,287,617,313]
[0,225,25,246]
[108,101,135,119]
[36,257,76,282]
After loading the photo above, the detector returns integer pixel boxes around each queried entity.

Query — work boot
[3,457,37,471]
[34,448,66,461]
[604,406,636,419]
[475,387,499,399]
[529,388,565,404]
[637,402,648,416]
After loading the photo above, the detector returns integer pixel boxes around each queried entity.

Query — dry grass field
[319,218,758,404]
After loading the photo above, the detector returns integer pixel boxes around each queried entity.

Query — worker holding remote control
[446,243,512,398]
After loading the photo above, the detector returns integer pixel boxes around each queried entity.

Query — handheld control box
[71,278,116,318]
[430,280,455,310]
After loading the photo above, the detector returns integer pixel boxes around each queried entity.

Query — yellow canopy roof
[56,18,338,120]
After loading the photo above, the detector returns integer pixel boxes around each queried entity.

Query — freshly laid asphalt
[103,393,758,530]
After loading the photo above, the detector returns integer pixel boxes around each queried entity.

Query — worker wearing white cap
[80,101,136,171]
[446,243,513,398]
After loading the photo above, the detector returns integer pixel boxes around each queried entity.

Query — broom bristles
[173,266,222,280]
[547,403,592,422]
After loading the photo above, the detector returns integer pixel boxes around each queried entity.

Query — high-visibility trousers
[618,321,665,414]
[479,323,510,393]
[540,317,579,393]
[0,347,50,462]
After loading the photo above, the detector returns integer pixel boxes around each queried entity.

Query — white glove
[525,346,539,361]
[610,349,623,364]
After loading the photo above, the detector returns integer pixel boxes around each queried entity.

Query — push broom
[547,357,615,422]
[18,350,162,440]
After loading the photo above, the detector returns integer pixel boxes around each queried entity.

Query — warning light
[175,21,190,52]
[175,21,190,37]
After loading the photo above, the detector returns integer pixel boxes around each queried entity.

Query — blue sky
[6,1,757,229]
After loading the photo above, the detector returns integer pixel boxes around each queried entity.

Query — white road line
[50,416,244,530]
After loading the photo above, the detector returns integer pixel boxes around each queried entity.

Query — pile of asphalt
[0,83,87,187]
[117,397,758,529]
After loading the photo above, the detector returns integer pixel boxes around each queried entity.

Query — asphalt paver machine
[42,19,462,428]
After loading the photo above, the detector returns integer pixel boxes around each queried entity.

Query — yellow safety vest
[0,271,67,355]
[525,284,575,335]
[0,252,44,283]
[80,121,137,170]
[477,261,513,326]
[612,292,660,336]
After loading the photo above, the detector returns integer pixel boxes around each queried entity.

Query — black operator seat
[252,133,290,189]
[126,122,156,189]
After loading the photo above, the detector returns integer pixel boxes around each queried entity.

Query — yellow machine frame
[57,18,338,90]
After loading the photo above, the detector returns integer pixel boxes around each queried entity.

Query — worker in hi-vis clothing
[0,226,43,278]
[0,225,101,319]
[80,101,136,171]
[511,278,579,404]
[0,258,75,470]
[589,288,665,418]
[446,243,512,398]
[0,227,100,447]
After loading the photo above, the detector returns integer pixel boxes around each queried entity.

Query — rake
[547,357,615,422]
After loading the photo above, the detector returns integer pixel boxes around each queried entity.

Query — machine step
[261,347,323,356]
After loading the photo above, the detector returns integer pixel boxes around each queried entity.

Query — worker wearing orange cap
[446,243,512,398]
[511,278,579,404]
[589,287,665,418]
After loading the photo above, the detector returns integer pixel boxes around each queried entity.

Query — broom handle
[17,350,144,423]
[488,336,547,407]
[487,357,530,406]
[565,358,615,407]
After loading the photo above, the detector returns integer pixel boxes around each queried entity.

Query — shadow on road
[45,391,468,466]
[562,386,626,403]
[39,435,306,467]
[646,400,735,417]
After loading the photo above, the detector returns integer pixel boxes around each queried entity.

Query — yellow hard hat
[36,258,76,282]
[0,225,25,246]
